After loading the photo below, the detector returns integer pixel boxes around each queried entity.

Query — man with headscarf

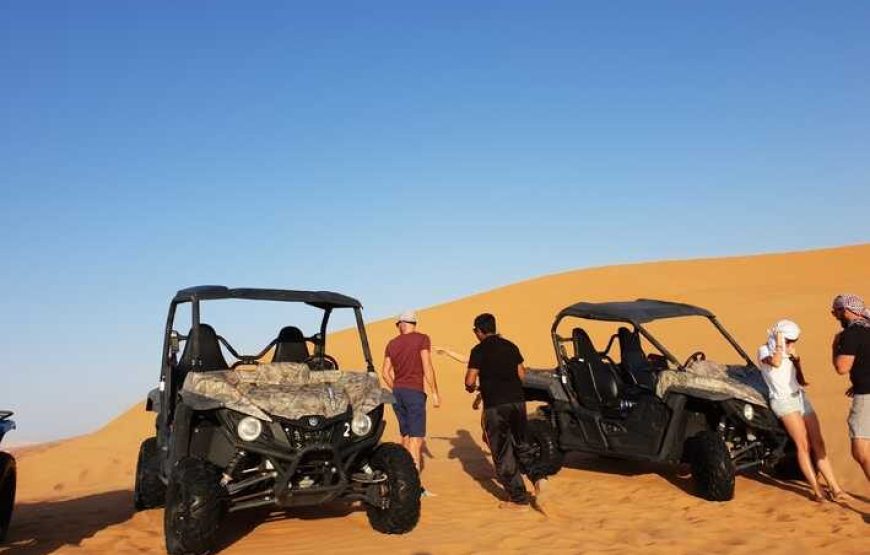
[831,293,870,481]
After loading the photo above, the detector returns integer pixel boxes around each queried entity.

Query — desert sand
[3,244,869,554]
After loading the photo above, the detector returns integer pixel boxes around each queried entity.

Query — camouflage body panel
[181,362,388,421]
[656,360,770,406]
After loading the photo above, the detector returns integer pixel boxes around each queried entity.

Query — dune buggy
[0,411,15,542]
[522,299,796,501]
[134,286,420,555]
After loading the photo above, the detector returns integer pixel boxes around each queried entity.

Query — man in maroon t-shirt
[381,310,440,479]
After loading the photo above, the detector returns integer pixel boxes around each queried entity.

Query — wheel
[365,443,421,534]
[134,437,166,510]
[770,439,803,481]
[164,457,226,555]
[526,419,564,476]
[0,453,16,542]
[688,430,735,501]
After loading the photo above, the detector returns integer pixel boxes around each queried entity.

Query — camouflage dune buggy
[134,287,420,555]
[522,299,798,501]
[0,411,15,542]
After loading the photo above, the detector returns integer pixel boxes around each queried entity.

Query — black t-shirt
[468,335,525,408]
[837,325,870,395]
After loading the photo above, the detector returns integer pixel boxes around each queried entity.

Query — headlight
[237,416,263,441]
[743,403,755,421]
[351,413,372,436]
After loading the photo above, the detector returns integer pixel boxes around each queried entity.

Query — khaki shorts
[848,394,869,439]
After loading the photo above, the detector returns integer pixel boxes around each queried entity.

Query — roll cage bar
[550,299,755,373]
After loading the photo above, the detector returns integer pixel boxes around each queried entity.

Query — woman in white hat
[758,320,849,501]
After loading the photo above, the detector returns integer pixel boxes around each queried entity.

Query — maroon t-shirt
[385,332,431,391]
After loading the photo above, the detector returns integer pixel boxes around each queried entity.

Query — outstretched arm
[434,346,468,364]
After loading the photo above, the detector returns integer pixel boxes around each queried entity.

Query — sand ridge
[3,244,869,554]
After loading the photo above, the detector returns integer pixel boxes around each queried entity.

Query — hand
[432,392,441,408]
[472,393,482,410]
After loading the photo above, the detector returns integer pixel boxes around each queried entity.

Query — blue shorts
[392,387,427,438]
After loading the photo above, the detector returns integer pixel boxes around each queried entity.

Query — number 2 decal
[343,423,351,437]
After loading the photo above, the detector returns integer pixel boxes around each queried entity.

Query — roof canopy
[555,298,713,325]
[173,286,362,309]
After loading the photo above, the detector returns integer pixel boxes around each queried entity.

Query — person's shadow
[2,490,135,555]
[432,429,506,501]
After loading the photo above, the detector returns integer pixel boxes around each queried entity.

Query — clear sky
[1,1,869,442]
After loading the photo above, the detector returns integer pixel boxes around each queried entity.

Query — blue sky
[1,1,868,442]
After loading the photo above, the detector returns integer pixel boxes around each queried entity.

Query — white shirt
[757,344,801,400]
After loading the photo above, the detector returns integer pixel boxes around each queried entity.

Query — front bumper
[217,409,385,510]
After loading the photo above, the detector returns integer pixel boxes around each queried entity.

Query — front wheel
[365,443,421,534]
[0,453,16,542]
[134,437,166,510]
[688,431,735,501]
[526,418,564,476]
[164,457,226,555]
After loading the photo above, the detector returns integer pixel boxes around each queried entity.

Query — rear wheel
[0,453,16,542]
[365,443,420,534]
[527,418,564,476]
[688,431,735,501]
[134,437,166,510]
[164,457,225,555]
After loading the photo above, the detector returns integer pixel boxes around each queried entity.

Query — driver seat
[272,326,310,363]
[570,327,623,408]
[174,324,230,388]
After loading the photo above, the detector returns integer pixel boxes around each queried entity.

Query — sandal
[828,490,854,502]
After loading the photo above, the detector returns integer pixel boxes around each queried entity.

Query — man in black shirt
[831,293,870,481]
[464,313,547,508]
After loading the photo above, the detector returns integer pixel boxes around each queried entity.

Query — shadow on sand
[432,429,507,502]
[561,452,698,497]
[1,490,135,555]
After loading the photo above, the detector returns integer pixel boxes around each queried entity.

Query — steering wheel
[683,351,706,367]
[305,354,339,371]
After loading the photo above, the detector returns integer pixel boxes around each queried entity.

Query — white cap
[397,310,417,324]
[774,319,801,341]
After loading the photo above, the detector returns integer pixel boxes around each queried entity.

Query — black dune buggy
[0,411,15,542]
[522,299,797,501]
[134,286,420,555]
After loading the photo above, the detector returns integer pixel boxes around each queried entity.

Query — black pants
[484,402,543,503]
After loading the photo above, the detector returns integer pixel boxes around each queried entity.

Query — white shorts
[769,390,814,418]
[848,394,869,439]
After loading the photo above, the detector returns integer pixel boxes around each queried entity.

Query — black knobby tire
[134,437,166,510]
[0,453,16,542]
[365,443,421,534]
[770,439,803,481]
[526,418,564,476]
[688,430,735,501]
[164,457,226,555]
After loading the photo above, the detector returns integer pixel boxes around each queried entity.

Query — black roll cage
[158,286,376,432]
[550,299,755,376]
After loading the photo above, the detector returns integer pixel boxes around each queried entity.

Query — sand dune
[3,245,869,554]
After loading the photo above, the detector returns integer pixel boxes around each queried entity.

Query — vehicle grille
[282,423,336,450]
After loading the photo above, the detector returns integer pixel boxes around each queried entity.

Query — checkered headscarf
[832,293,870,327]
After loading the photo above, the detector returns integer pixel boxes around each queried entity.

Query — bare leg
[779,412,824,500]
[852,438,870,481]
[407,436,423,473]
[804,412,848,497]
